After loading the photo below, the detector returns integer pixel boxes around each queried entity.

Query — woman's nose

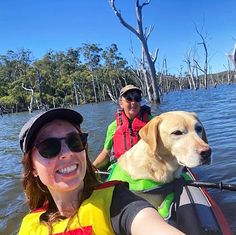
[58,141,71,159]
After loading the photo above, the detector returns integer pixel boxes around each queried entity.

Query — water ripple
[0,84,236,234]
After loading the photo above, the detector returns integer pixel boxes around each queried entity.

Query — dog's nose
[199,146,212,159]
[199,147,211,164]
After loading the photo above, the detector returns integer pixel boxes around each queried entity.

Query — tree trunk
[228,42,236,70]
[194,24,209,89]
[22,83,34,113]
[109,0,160,103]
[73,80,79,105]
[92,75,98,103]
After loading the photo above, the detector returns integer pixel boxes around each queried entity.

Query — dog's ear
[194,114,208,144]
[190,111,197,117]
[139,116,161,153]
[201,127,208,143]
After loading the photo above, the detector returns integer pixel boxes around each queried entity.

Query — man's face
[120,90,142,119]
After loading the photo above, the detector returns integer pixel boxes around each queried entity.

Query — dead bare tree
[228,41,236,70]
[159,58,169,94]
[129,35,152,100]
[109,0,160,103]
[105,84,118,103]
[73,80,80,105]
[177,65,185,90]
[223,60,234,85]
[209,66,217,87]
[22,83,34,113]
[184,49,197,90]
[194,23,209,89]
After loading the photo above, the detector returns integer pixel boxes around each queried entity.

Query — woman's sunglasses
[34,132,88,159]
[124,92,142,103]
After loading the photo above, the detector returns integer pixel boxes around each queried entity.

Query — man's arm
[93,120,116,169]
[93,149,110,169]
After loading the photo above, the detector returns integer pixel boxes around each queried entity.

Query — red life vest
[113,106,150,159]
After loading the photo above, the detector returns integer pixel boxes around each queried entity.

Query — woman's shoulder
[19,210,46,235]
[112,182,152,206]
[110,182,155,235]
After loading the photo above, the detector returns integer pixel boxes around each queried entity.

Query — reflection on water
[0,84,236,234]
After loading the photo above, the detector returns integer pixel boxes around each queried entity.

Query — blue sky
[0,0,235,74]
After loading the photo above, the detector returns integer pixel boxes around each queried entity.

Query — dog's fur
[117,111,211,184]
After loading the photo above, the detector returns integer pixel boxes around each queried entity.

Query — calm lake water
[0,84,236,234]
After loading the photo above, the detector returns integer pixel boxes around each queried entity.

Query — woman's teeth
[58,165,77,174]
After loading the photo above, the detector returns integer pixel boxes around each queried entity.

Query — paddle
[186,181,236,191]
[96,170,236,191]
[96,170,110,175]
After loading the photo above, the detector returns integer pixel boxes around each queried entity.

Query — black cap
[19,108,83,153]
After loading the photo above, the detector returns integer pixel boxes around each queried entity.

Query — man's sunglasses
[124,92,142,103]
[34,132,88,159]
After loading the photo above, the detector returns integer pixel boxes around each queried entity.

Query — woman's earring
[32,169,38,177]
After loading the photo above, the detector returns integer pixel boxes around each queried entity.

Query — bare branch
[137,0,151,9]
[193,59,204,73]
[105,84,117,103]
[194,22,209,88]
[136,1,144,36]
[22,83,33,92]
[153,48,159,64]
[22,83,34,112]
[145,25,154,40]
[109,0,139,37]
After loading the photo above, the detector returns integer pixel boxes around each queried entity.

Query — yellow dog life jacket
[19,182,116,235]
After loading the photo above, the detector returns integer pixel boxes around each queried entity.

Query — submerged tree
[22,83,34,113]
[109,0,160,103]
[184,49,198,90]
[228,41,236,70]
[193,23,210,89]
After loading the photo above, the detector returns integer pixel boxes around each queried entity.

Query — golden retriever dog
[116,111,211,184]
[108,111,211,217]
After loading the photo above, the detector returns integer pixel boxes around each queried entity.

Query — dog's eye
[172,130,183,135]
[195,125,203,133]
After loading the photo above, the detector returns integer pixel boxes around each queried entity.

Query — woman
[18,108,184,235]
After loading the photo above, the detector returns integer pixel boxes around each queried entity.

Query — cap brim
[24,108,83,153]
[120,88,142,97]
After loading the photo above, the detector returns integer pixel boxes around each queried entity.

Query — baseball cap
[119,84,142,97]
[19,108,83,153]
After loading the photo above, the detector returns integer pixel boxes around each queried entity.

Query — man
[93,84,153,169]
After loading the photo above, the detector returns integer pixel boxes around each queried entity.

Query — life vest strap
[141,176,188,194]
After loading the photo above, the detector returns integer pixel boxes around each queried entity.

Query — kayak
[171,168,231,235]
[100,167,231,235]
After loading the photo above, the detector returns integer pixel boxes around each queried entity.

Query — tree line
[0,44,132,113]
[0,44,235,114]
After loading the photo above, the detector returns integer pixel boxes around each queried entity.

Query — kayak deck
[170,169,231,235]
[101,167,231,235]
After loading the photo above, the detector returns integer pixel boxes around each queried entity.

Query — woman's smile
[57,164,78,175]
